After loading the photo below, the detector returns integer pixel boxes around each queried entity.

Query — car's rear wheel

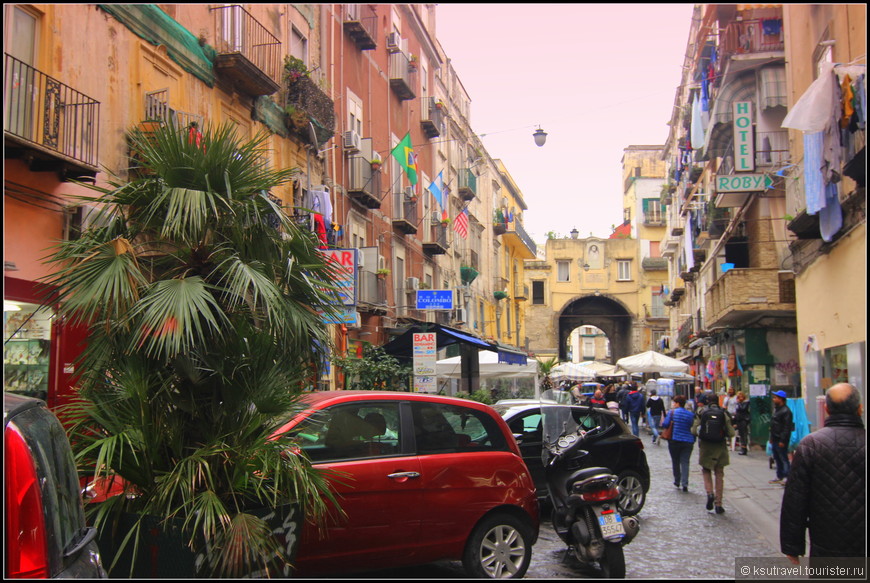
[462,512,532,579]
[616,470,646,516]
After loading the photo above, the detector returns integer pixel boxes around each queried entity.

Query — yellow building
[780,4,866,426]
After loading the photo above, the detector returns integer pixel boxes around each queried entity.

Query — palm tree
[43,122,342,577]
[537,356,560,392]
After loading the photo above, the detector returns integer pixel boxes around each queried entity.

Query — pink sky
[435,3,695,244]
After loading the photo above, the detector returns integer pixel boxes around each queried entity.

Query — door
[288,400,423,574]
[505,409,547,496]
[4,5,39,140]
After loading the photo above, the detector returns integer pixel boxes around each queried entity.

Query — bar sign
[733,101,754,172]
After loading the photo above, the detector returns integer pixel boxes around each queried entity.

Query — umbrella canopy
[615,351,690,374]
[436,351,538,379]
[550,362,597,382]
[577,361,626,378]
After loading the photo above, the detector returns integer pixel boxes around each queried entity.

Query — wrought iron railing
[507,219,537,257]
[4,53,100,168]
[210,5,281,82]
[720,17,784,60]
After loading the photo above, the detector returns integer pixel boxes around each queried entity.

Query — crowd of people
[560,378,866,562]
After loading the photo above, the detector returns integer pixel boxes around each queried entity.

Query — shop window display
[4,301,53,400]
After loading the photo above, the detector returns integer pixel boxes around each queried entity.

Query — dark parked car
[275,391,540,578]
[4,392,106,578]
[493,399,650,516]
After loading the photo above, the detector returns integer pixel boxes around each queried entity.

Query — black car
[493,399,650,516]
[4,392,106,578]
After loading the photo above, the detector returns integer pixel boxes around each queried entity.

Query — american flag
[454,208,469,239]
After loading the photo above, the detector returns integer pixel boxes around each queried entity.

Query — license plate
[597,512,625,539]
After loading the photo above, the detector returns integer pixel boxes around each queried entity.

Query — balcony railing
[503,220,537,259]
[716,130,789,172]
[391,191,418,234]
[389,52,416,101]
[211,5,281,96]
[421,97,445,138]
[357,269,387,312]
[720,17,784,60]
[705,267,796,328]
[4,53,100,177]
[422,221,449,255]
[347,156,381,209]
[343,4,377,50]
[457,168,477,201]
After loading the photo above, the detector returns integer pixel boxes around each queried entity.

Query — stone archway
[558,295,634,362]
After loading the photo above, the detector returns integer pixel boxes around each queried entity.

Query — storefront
[4,276,88,409]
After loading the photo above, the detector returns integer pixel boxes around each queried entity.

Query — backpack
[697,407,727,443]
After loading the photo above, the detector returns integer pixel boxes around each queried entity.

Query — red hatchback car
[275,391,539,578]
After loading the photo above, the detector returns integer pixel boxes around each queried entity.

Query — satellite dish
[308,122,324,159]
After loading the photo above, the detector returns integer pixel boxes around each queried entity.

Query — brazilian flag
[390,132,418,186]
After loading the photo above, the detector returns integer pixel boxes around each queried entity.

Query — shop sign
[416,289,454,310]
[413,333,437,393]
[715,173,773,192]
[733,101,755,172]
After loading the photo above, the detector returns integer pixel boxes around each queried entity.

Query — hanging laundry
[840,74,855,129]
[312,214,328,249]
[762,19,782,37]
[803,131,826,214]
[819,182,843,242]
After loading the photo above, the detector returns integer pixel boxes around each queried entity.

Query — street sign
[715,174,774,193]
[416,289,455,310]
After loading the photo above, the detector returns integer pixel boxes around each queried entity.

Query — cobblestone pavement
[313,430,785,579]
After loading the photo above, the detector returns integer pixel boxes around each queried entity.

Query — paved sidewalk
[722,446,792,555]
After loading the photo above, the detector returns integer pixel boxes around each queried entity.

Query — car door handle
[387,471,420,480]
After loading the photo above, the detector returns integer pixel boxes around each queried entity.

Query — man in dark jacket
[780,383,865,562]
[768,390,793,484]
[623,386,646,437]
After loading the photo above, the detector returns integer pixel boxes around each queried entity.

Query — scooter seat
[572,466,613,482]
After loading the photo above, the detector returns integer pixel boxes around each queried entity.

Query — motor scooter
[541,390,639,578]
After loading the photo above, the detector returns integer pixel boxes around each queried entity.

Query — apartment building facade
[659,4,865,429]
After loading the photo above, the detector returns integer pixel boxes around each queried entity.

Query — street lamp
[570,227,579,239]
[533,127,548,147]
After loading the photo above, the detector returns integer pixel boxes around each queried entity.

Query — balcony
[420,97,445,139]
[342,4,377,50]
[4,54,100,181]
[641,257,668,271]
[514,283,528,301]
[357,269,387,315]
[389,52,416,101]
[705,267,796,328]
[347,156,382,209]
[211,5,281,96]
[392,192,418,234]
[457,168,477,201]
[502,220,537,259]
[422,221,449,255]
[284,75,336,148]
[720,16,784,62]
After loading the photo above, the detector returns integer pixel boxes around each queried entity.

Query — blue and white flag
[428,170,445,210]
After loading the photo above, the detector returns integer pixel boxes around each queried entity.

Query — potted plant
[493,291,509,301]
[408,54,418,71]
[370,156,382,171]
[45,122,342,578]
[283,55,310,84]
[376,268,391,279]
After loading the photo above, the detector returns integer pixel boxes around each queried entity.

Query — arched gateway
[558,295,634,363]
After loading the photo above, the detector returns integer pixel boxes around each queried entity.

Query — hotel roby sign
[714,101,773,197]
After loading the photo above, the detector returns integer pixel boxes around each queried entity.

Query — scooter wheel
[599,541,625,578]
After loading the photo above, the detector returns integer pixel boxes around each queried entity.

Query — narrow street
[346,431,780,579]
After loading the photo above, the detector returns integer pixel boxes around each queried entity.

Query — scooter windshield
[540,389,583,447]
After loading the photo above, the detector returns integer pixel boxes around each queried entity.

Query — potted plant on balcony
[408,54,418,71]
[376,268,391,279]
[370,156,382,171]
[283,55,310,84]
[493,291,509,301]
[45,122,342,578]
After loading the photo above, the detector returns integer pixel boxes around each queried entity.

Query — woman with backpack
[661,394,696,492]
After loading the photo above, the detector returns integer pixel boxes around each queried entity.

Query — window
[411,402,507,454]
[557,261,570,282]
[617,260,632,281]
[287,402,401,462]
[532,280,545,305]
[643,199,663,224]
[290,25,308,65]
[347,90,363,137]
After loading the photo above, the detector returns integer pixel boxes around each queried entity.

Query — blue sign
[416,290,454,310]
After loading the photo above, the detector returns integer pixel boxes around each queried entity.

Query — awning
[381,323,496,359]
[704,72,757,158]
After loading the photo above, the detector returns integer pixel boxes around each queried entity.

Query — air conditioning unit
[343,130,361,153]
[453,308,467,324]
[406,277,420,290]
[386,32,401,53]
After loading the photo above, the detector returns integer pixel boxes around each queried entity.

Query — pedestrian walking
[768,390,793,484]
[734,391,750,455]
[646,388,666,445]
[617,383,631,423]
[588,389,607,408]
[623,385,646,437]
[780,383,866,562]
[692,391,735,514]
[661,394,695,491]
